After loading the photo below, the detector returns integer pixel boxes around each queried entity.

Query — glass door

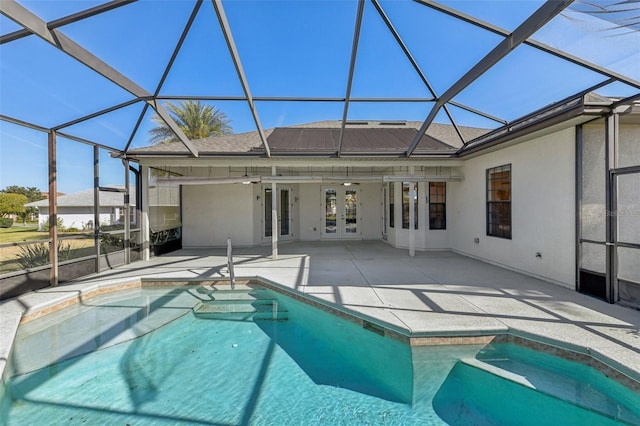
[263,187,292,241]
[345,187,358,236]
[264,187,273,239]
[322,186,359,239]
[323,188,338,238]
[280,188,291,238]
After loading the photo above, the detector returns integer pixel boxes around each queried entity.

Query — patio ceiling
[1,0,639,158]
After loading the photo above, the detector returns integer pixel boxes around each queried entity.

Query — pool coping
[2,275,640,398]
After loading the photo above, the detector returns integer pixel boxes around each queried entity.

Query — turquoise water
[3,287,639,425]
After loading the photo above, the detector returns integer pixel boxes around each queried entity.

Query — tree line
[0,186,45,226]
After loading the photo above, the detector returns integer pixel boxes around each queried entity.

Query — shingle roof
[129,129,270,154]
[266,127,456,153]
[127,121,491,155]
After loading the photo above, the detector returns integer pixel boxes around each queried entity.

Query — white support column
[271,166,278,259]
[409,166,415,257]
[141,165,150,261]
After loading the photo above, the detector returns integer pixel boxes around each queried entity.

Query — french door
[321,186,360,239]
[263,186,292,241]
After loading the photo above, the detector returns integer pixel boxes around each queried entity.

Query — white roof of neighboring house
[26,186,136,208]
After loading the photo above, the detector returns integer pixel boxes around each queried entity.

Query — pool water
[2,286,639,425]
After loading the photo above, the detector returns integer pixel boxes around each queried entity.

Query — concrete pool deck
[2,241,640,388]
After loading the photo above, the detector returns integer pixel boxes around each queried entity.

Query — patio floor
[2,241,640,386]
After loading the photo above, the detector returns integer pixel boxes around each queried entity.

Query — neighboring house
[26,186,136,231]
[126,94,640,307]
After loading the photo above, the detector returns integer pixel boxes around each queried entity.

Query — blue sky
[1,0,639,194]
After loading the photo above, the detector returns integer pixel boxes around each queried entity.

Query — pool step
[433,361,624,426]
[458,357,640,425]
[208,288,273,301]
[459,358,534,389]
[194,290,288,321]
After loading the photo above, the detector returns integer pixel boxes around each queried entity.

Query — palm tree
[149,100,232,144]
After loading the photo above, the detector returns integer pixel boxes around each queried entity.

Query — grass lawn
[1,227,96,274]
[0,226,93,244]
[1,226,131,274]
[0,226,45,243]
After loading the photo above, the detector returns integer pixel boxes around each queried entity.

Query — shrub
[100,223,124,232]
[65,227,80,232]
[16,241,72,269]
[100,233,124,251]
[100,232,139,252]
[41,217,65,232]
[0,218,13,228]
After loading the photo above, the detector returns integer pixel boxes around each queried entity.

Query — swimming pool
[2,284,639,425]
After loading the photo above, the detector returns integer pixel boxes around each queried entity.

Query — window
[402,182,418,229]
[382,186,387,234]
[429,182,446,230]
[389,183,394,228]
[487,164,511,239]
[264,188,272,237]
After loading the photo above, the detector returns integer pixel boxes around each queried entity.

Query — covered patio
[1,0,639,304]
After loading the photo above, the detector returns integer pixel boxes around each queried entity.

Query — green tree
[0,193,28,218]
[1,186,45,224]
[149,100,232,144]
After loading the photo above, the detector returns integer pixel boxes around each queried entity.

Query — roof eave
[128,149,458,159]
[456,95,610,158]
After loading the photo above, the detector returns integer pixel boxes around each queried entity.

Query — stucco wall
[299,184,321,240]
[451,128,576,287]
[360,183,383,239]
[176,182,384,242]
[182,184,255,247]
[37,207,112,231]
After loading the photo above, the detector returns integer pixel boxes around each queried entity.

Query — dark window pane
[429,204,446,230]
[488,202,511,238]
[264,188,272,237]
[280,189,289,236]
[429,182,446,230]
[487,165,511,238]
[389,183,394,228]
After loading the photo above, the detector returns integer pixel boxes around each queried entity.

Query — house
[26,186,136,231]
[125,93,640,307]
